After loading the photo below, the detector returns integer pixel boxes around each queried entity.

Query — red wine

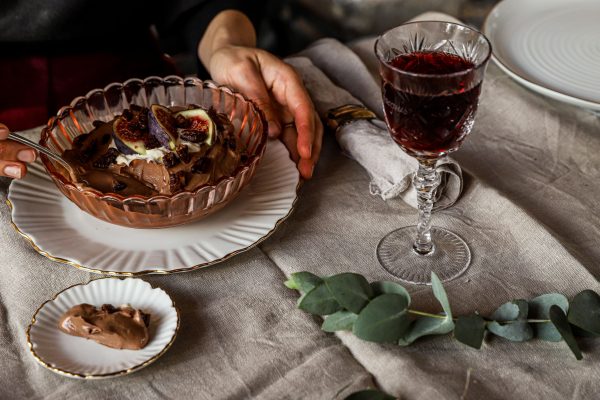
[382,51,481,158]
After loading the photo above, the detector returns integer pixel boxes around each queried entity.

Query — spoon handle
[8,132,73,170]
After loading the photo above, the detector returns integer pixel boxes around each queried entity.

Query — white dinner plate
[7,140,299,275]
[483,0,600,111]
[27,278,179,379]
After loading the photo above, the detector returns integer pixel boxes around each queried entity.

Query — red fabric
[0,56,49,130]
[0,50,177,131]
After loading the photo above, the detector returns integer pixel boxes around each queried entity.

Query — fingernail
[17,149,37,163]
[4,165,22,179]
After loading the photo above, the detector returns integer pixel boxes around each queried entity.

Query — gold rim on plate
[26,277,180,379]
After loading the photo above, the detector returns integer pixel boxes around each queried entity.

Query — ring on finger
[282,121,295,129]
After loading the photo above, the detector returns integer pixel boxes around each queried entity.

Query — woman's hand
[199,10,322,179]
[207,46,322,178]
[0,123,37,179]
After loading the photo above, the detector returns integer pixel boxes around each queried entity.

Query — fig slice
[175,108,216,146]
[149,105,178,150]
[112,108,149,155]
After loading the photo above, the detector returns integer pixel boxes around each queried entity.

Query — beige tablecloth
[2,12,600,400]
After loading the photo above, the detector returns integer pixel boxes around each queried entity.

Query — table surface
[2,16,600,400]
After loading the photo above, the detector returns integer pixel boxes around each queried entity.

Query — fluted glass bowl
[39,76,268,228]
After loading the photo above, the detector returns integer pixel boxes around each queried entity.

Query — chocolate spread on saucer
[58,303,150,350]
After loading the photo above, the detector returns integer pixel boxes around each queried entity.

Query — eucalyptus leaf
[568,290,600,335]
[487,300,533,342]
[345,389,396,400]
[353,294,410,343]
[398,273,454,345]
[399,316,455,346]
[370,281,411,307]
[322,310,358,332]
[529,293,569,342]
[284,278,298,290]
[286,272,323,293]
[454,314,486,349]
[325,273,374,314]
[298,282,341,316]
[490,300,526,321]
[549,305,583,360]
[431,272,452,317]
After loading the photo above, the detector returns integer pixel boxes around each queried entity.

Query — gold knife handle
[326,104,377,132]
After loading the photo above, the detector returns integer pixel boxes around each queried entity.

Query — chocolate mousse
[58,303,150,350]
[62,104,247,196]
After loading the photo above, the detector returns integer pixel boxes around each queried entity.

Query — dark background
[171,0,501,75]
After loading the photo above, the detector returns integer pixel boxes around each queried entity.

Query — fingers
[275,65,315,161]
[297,112,323,179]
[0,123,37,179]
[0,160,27,179]
[266,62,322,179]
[279,108,323,179]
[231,62,282,138]
[280,124,299,163]
[0,140,37,163]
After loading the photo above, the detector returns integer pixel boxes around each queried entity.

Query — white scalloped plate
[483,0,600,111]
[27,278,179,379]
[8,140,299,275]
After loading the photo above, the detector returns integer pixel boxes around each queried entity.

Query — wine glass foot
[377,226,471,285]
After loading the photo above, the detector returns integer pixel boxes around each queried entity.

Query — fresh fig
[149,104,178,150]
[174,108,215,146]
[112,108,149,155]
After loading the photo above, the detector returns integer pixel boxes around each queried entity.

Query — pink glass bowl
[39,76,268,229]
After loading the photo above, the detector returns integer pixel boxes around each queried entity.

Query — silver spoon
[8,132,82,181]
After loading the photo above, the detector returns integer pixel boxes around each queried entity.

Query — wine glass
[374,21,492,285]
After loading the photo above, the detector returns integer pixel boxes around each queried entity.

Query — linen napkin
[286,39,463,209]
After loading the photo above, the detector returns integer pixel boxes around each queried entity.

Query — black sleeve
[155,0,265,78]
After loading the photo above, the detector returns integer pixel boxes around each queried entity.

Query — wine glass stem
[413,158,441,255]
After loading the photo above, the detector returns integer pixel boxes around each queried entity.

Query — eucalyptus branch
[284,271,600,360]
[408,309,551,324]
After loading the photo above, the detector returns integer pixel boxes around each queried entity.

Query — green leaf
[285,272,323,293]
[284,279,298,290]
[454,314,486,349]
[322,310,358,332]
[345,389,396,400]
[370,281,411,307]
[549,305,583,360]
[398,272,454,345]
[353,294,410,343]
[529,293,569,342]
[298,282,342,316]
[490,300,525,321]
[399,316,455,346]
[431,272,452,317]
[325,273,374,314]
[487,300,533,342]
[568,290,600,335]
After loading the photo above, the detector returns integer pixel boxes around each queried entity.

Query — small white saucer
[27,278,179,379]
